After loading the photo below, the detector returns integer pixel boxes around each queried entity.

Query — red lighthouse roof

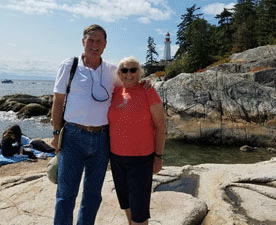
[165,32,170,42]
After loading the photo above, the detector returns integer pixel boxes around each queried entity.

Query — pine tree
[145,36,159,75]
[184,18,215,72]
[232,0,258,52]
[215,8,234,55]
[256,0,276,45]
[175,4,203,58]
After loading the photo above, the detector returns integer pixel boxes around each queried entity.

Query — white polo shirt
[53,56,117,126]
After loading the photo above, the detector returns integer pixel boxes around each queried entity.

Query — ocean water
[0,79,55,138]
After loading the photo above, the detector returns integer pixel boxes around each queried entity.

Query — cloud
[0,58,58,77]
[1,0,58,15]
[1,0,173,23]
[156,28,167,36]
[202,2,235,16]
[7,43,16,47]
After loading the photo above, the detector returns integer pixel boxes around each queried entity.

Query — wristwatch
[154,153,163,159]
[53,130,60,136]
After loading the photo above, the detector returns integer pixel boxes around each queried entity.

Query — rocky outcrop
[193,157,276,225]
[1,158,276,225]
[0,170,207,225]
[155,45,276,146]
[0,94,53,119]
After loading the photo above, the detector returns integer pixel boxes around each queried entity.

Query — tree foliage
[164,0,276,79]
[175,4,203,59]
[184,18,216,72]
[144,36,159,75]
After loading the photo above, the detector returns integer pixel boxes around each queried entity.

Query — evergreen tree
[145,36,159,75]
[175,4,203,58]
[184,18,215,72]
[215,8,234,55]
[215,8,233,27]
[232,0,258,52]
[256,0,276,45]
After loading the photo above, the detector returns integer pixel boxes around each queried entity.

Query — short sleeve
[53,57,75,94]
[145,87,162,106]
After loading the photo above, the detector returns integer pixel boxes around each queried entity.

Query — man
[51,24,117,225]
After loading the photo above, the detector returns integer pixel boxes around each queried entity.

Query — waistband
[66,122,109,133]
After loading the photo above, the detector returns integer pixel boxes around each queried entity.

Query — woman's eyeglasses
[120,68,138,74]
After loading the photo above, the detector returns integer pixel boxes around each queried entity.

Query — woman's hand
[153,157,163,174]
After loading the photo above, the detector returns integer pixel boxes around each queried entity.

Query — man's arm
[51,93,66,152]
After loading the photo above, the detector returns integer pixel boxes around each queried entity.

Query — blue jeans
[54,123,110,225]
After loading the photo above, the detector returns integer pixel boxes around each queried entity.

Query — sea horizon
[0,74,56,81]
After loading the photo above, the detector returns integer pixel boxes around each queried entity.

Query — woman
[108,57,166,225]
[1,124,37,159]
[1,124,23,156]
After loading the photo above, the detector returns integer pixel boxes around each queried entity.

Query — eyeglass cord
[88,64,110,102]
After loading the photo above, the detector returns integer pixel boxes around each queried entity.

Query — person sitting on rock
[1,124,37,159]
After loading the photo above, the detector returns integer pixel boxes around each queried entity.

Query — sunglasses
[120,68,138,74]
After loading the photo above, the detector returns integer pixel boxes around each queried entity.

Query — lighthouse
[164,32,171,61]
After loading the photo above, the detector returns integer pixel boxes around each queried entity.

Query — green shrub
[165,55,189,79]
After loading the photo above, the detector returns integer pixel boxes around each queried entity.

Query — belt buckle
[87,126,97,132]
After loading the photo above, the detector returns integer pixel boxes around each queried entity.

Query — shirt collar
[78,55,105,72]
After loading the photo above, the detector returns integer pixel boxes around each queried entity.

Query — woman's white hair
[116,56,144,78]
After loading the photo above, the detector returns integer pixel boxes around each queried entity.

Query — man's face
[82,30,107,58]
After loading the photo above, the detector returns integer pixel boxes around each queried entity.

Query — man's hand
[51,135,60,154]
[139,79,152,89]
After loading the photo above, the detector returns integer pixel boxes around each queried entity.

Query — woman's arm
[150,102,166,174]
[50,93,66,153]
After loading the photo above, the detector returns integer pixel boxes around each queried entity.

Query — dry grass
[249,66,272,72]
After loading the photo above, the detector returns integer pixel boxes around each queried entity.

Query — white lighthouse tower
[164,32,171,61]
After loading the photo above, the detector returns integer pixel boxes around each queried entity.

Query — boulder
[0,94,53,119]
[0,100,25,112]
[17,103,49,119]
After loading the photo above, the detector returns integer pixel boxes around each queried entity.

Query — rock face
[193,157,276,225]
[1,158,276,225]
[154,45,276,145]
[157,46,276,122]
[0,170,207,225]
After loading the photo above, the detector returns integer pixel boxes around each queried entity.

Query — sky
[0,0,236,80]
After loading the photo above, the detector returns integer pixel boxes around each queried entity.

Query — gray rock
[1,157,276,225]
[17,103,49,119]
[240,145,257,152]
[0,94,53,119]
[0,100,25,112]
[0,170,208,225]
[230,45,276,63]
